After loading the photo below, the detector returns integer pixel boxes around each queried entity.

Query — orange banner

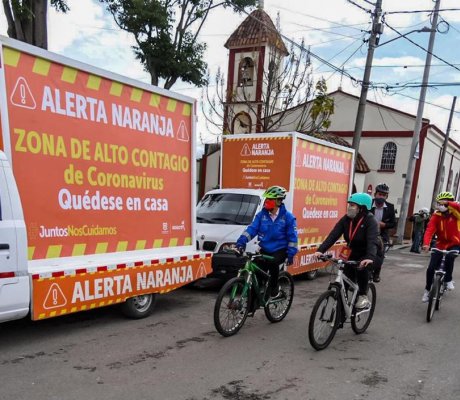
[2,46,194,259]
[287,243,345,276]
[293,138,353,246]
[31,256,211,320]
[221,136,292,190]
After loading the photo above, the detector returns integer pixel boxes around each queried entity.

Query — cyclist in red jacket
[421,191,460,302]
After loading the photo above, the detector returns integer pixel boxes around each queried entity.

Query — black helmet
[375,183,389,194]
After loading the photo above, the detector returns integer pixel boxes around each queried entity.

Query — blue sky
[1,0,460,147]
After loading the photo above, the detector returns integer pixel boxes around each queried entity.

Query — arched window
[439,166,445,190]
[447,169,453,191]
[453,172,459,199]
[238,57,255,87]
[232,112,252,134]
[380,142,397,171]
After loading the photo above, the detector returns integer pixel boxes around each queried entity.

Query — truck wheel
[120,294,156,319]
[305,270,318,280]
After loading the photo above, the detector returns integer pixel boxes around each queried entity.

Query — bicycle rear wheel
[308,290,340,351]
[214,277,251,337]
[351,283,377,334]
[264,271,294,323]
[426,276,441,322]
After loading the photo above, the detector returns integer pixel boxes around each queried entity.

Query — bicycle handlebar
[317,254,362,267]
[221,248,275,261]
[431,248,460,256]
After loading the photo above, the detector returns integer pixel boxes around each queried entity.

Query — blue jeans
[410,230,423,253]
[425,245,460,290]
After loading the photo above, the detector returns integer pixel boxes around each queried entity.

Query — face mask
[347,206,358,219]
[264,199,276,211]
[437,205,448,213]
[374,198,385,206]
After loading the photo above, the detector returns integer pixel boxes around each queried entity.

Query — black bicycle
[426,248,459,322]
[214,250,294,337]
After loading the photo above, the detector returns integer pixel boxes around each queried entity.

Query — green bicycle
[213,250,295,337]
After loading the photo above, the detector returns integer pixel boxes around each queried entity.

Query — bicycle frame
[330,264,370,320]
[233,254,273,307]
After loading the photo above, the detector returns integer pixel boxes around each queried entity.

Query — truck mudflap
[30,253,212,320]
[287,241,345,276]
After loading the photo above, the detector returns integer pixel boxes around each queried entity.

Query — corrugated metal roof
[224,9,288,55]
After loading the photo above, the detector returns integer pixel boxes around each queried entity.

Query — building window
[232,112,252,134]
[447,169,453,191]
[238,57,255,87]
[380,142,397,171]
[439,166,445,190]
[453,172,459,199]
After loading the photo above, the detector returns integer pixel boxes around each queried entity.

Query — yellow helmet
[435,192,454,202]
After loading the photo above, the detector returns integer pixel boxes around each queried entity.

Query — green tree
[99,0,256,89]
[3,0,69,49]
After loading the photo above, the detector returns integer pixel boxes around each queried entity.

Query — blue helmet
[348,192,372,211]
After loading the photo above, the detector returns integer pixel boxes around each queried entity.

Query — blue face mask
[374,198,385,206]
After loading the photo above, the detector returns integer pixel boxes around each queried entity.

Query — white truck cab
[196,188,264,277]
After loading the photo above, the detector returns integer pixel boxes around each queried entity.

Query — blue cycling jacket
[236,204,298,259]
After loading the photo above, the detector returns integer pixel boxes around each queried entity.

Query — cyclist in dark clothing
[314,193,381,308]
[370,183,396,282]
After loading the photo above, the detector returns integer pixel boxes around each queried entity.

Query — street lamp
[377,27,435,47]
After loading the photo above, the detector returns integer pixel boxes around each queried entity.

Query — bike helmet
[263,185,287,199]
[375,183,389,194]
[348,192,372,211]
[436,191,454,202]
[419,207,429,214]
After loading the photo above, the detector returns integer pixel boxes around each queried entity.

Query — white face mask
[437,205,448,213]
[347,205,359,219]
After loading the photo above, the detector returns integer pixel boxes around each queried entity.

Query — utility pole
[395,0,441,244]
[432,96,457,204]
[352,0,383,152]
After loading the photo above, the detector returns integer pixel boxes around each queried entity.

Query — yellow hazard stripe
[33,58,51,76]
[3,47,21,67]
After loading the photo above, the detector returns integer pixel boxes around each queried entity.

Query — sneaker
[446,281,455,290]
[422,289,429,303]
[373,276,381,283]
[355,295,370,309]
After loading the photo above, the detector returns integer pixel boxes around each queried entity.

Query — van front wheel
[121,294,157,319]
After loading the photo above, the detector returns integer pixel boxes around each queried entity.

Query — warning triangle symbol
[10,77,36,109]
[241,144,252,156]
[195,262,207,279]
[43,283,67,309]
[177,121,190,142]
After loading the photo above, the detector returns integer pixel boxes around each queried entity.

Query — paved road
[1,248,459,400]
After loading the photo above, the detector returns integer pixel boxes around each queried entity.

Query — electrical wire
[385,8,460,15]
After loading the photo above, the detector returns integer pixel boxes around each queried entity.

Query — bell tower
[223,5,288,134]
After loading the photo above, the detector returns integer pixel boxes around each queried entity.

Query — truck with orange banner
[0,36,211,323]
[196,132,354,279]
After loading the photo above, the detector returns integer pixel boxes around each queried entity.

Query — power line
[385,8,460,15]
[383,21,460,74]
[346,0,372,14]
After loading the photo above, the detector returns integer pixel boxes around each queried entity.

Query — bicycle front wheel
[264,271,294,323]
[308,290,340,351]
[351,283,377,334]
[427,276,441,322]
[214,277,251,337]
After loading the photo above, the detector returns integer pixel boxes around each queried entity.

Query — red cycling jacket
[423,201,460,249]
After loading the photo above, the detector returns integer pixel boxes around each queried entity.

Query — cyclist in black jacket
[314,193,381,308]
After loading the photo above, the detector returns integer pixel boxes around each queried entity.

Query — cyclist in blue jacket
[236,185,298,300]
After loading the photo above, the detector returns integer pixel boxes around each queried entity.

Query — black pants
[425,245,460,291]
[256,249,287,296]
[344,264,369,296]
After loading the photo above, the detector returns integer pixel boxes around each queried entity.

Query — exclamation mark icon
[52,288,58,305]
[20,83,26,105]
[10,77,37,109]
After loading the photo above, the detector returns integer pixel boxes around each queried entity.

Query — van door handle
[0,243,10,250]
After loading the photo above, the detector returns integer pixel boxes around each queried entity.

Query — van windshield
[197,193,260,225]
